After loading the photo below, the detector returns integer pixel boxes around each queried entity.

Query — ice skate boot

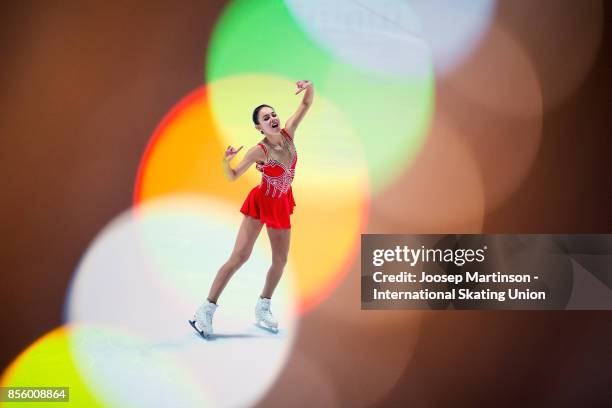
[188,300,218,339]
[255,297,278,333]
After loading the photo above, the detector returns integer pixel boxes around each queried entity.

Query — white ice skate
[188,300,218,339]
[255,297,279,333]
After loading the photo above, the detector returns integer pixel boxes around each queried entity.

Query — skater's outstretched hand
[223,145,243,161]
[286,80,314,137]
[222,145,266,181]
[294,80,313,95]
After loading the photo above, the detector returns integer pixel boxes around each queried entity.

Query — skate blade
[254,321,279,334]
[188,319,211,339]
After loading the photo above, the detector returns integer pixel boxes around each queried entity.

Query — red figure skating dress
[240,128,297,229]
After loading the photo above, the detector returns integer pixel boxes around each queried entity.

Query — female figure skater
[189,80,314,338]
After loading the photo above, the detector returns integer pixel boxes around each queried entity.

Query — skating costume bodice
[257,129,297,198]
[239,128,297,229]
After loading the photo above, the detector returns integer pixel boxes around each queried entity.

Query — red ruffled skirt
[240,185,296,229]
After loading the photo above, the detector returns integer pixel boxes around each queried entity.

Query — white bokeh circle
[285,0,497,77]
[410,0,497,75]
[65,195,298,407]
[285,0,431,77]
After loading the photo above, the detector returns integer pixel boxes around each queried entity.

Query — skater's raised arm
[222,145,265,181]
[285,80,314,137]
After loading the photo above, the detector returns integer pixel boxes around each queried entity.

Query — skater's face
[256,106,281,135]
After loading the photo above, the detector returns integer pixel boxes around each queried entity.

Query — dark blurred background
[1,1,611,406]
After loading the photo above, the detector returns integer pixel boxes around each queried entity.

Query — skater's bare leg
[260,227,291,299]
[207,216,263,303]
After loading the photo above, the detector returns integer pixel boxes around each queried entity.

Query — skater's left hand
[295,80,312,95]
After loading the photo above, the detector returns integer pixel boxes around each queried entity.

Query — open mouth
[271,120,279,128]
